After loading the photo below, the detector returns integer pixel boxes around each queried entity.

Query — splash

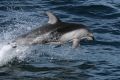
[0,43,29,66]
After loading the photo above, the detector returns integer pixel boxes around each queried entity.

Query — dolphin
[11,11,94,48]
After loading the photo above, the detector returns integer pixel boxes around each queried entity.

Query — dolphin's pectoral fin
[72,38,80,48]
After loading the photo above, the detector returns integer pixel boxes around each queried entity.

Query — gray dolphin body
[12,11,94,48]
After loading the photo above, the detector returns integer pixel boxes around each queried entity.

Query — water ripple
[0,0,120,80]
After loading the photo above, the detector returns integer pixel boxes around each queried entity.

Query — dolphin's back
[53,22,88,34]
[18,23,61,38]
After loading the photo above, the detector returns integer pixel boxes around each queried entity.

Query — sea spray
[0,44,29,66]
[15,45,29,61]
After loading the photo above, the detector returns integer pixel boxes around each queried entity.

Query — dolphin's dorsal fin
[46,11,61,24]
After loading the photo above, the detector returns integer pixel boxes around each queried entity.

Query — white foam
[0,44,29,66]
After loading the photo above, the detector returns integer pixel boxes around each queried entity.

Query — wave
[53,4,117,15]
[93,40,120,47]
[93,28,120,35]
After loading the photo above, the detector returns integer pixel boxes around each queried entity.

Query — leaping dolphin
[11,11,94,48]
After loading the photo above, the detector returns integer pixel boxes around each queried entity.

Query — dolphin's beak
[87,32,95,41]
[87,36,95,41]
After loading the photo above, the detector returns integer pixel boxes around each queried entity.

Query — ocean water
[0,0,120,80]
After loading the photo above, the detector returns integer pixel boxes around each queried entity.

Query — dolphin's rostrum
[12,11,94,48]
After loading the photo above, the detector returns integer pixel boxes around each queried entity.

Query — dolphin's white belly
[60,29,82,42]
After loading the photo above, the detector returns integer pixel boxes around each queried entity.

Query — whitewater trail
[0,43,29,66]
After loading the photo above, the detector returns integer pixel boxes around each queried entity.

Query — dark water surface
[0,0,120,80]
